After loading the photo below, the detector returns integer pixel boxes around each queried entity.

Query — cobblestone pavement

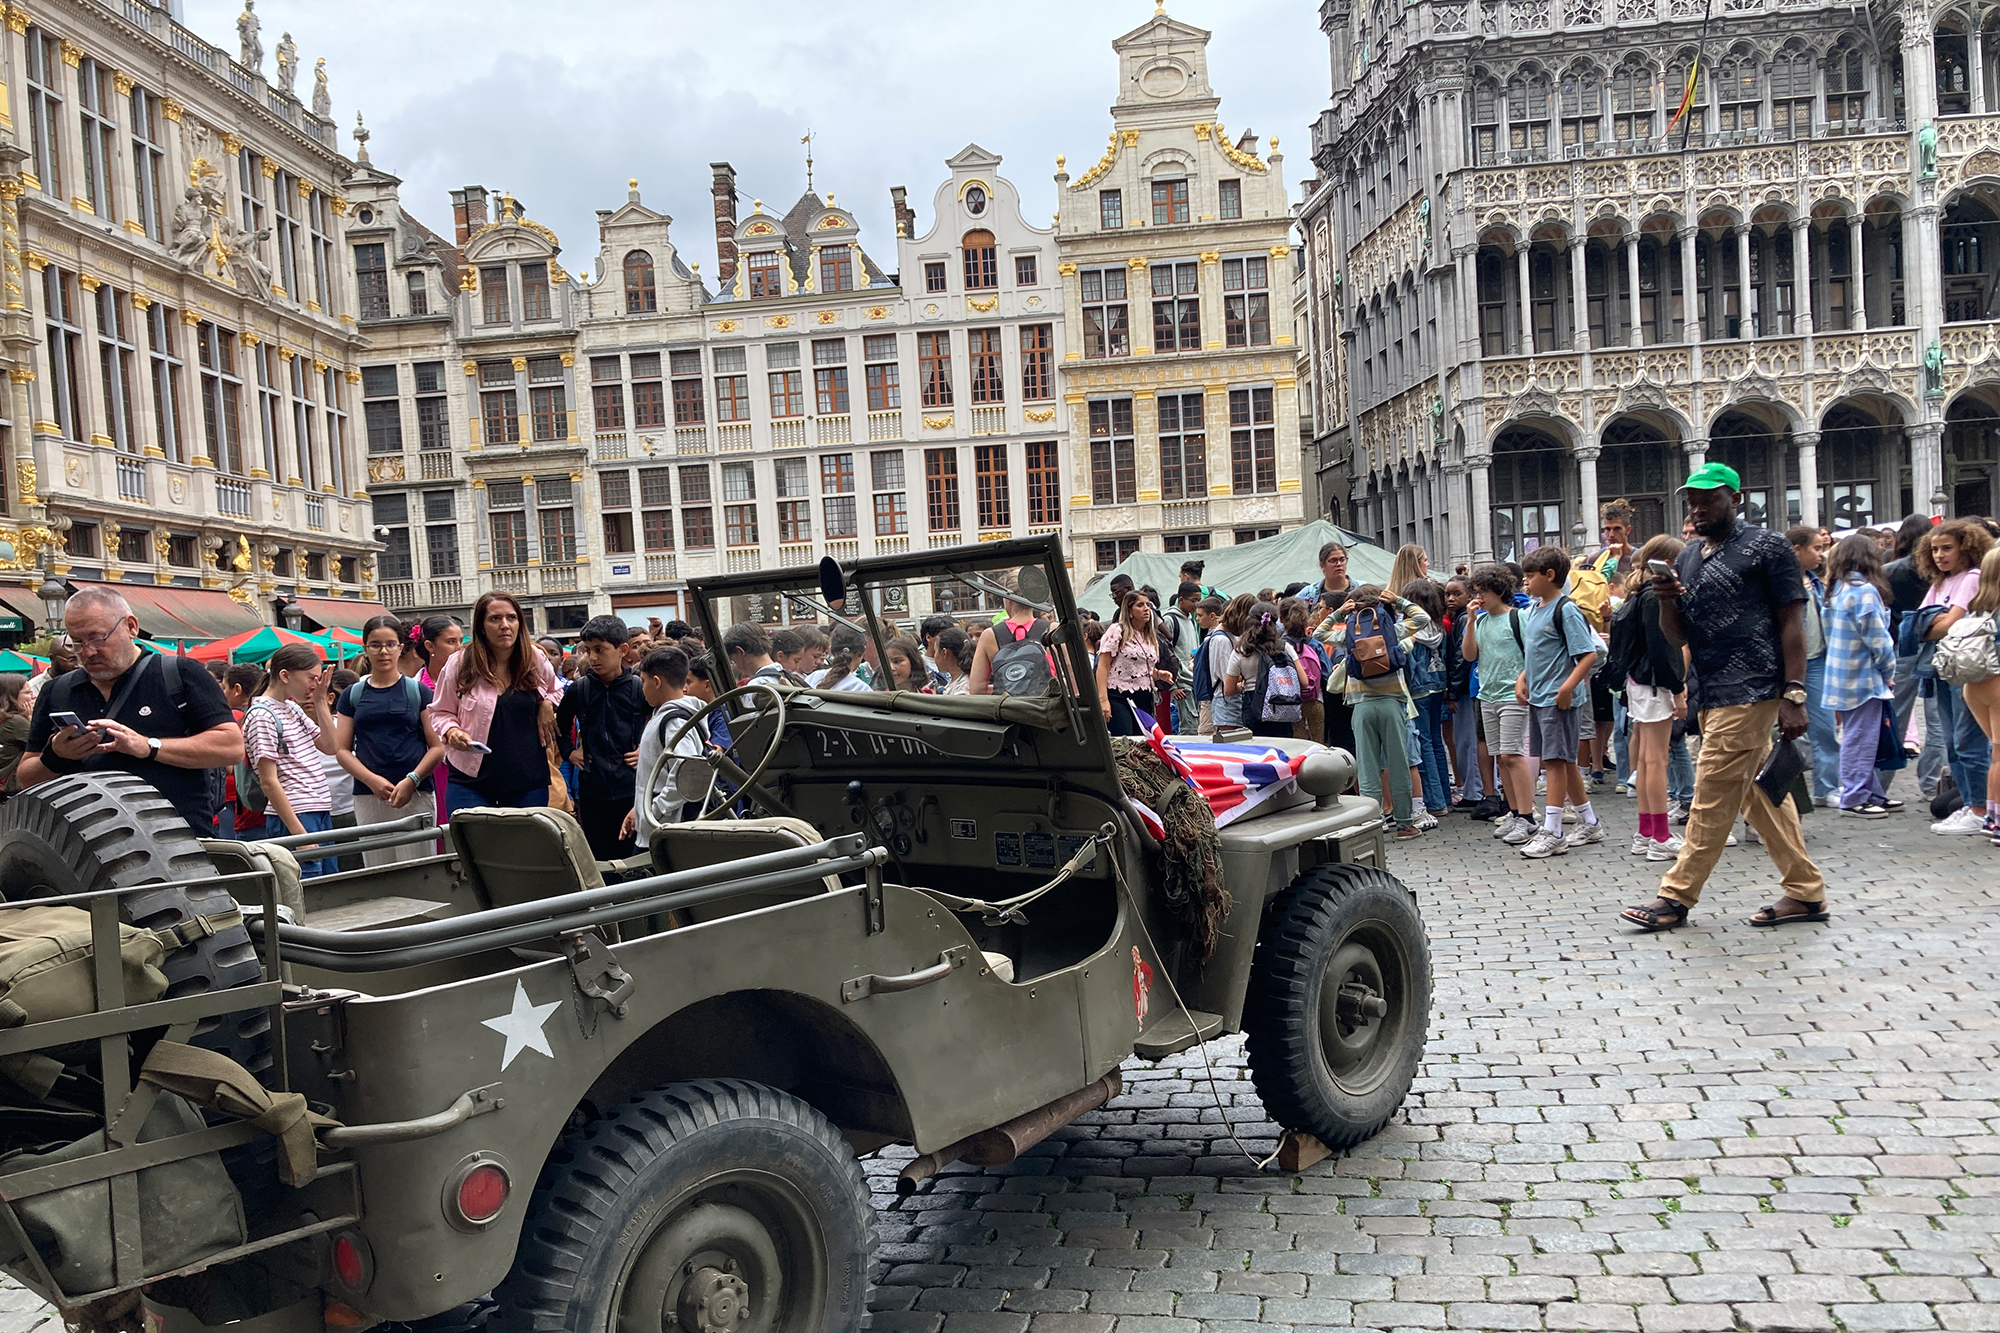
[5,799,1997,1332]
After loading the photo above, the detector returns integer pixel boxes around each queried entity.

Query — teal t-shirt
[1471,608,1527,703]
[1523,596,1598,708]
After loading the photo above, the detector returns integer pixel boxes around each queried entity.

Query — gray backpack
[989,619,1053,697]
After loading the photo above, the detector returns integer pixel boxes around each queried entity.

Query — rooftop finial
[801,128,815,194]
[352,111,369,164]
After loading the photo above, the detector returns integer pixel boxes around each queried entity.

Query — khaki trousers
[1659,700,1826,908]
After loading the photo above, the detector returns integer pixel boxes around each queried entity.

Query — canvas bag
[1343,604,1407,679]
[1933,610,1999,686]
[1258,652,1304,723]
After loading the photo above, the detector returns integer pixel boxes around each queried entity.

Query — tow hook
[564,931,635,1019]
[1335,980,1387,1023]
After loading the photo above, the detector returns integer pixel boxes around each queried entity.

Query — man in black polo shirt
[1621,464,1827,932]
[18,587,243,832]
[556,615,653,859]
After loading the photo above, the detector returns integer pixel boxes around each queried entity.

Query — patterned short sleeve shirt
[1673,517,1806,713]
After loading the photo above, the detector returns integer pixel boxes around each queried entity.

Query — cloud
[185,0,1323,270]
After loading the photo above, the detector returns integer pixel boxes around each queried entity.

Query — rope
[921,830,1112,926]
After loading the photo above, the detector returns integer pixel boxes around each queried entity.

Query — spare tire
[0,771,269,1075]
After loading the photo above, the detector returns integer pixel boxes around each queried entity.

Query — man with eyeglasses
[17,587,242,832]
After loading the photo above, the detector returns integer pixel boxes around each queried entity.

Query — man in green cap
[1620,462,1827,932]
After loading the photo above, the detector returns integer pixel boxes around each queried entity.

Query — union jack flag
[1136,711,1308,829]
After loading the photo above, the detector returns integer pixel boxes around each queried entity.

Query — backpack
[1192,629,1227,704]
[1343,604,1409,679]
[1286,635,1324,697]
[1933,610,1999,686]
[1404,637,1445,697]
[1259,651,1304,723]
[989,618,1054,697]
[1567,555,1615,634]
[235,698,289,816]
[1604,590,1647,689]
[346,675,424,729]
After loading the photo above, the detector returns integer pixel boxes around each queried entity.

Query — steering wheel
[638,678,792,824]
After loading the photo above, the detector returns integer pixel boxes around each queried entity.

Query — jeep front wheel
[1244,863,1429,1148]
[495,1079,873,1333]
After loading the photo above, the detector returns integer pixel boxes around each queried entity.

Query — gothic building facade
[1303,0,2000,565]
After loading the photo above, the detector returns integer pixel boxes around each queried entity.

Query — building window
[480,360,520,446]
[288,352,318,486]
[42,268,84,442]
[769,359,804,417]
[600,472,634,554]
[1025,440,1059,527]
[1508,71,1552,157]
[480,266,510,323]
[926,449,960,532]
[1015,254,1038,286]
[1561,66,1604,148]
[145,303,185,463]
[1151,260,1201,353]
[624,250,657,313]
[254,344,282,476]
[321,364,349,496]
[362,365,401,454]
[968,328,1003,404]
[1095,537,1140,571]
[1471,79,1501,166]
[822,453,854,493]
[638,466,675,551]
[681,465,714,549]
[1163,533,1212,555]
[1151,178,1190,226]
[820,247,854,293]
[591,356,626,431]
[1099,189,1123,230]
[720,461,755,503]
[130,86,167,242]
[864,335,900,411]
[1089,398,1136,506]
[489,509,529,568]
[425,491,460,576]
[539,480,578,563]
[1158,392,1207,501]
[962,230,998,290]
[272,168,301,298]
[918,331,953,408]
[354,243,390,319]
[77,59,118,218]
[1234,527,1280,544]
[115,527,149,565]
[96,287,138,453]
[776,458,811,542]
[924,261,947,293]
[809,338,848,416]
[1611,60,1656,141]
[24,29,64,199]
[668,349,704,425]
[407,270,430,316]
[529,358,567,442]
[975,444,1010,529]
[1081,268,1130,358]
[307,190,335,312]
[1769,45,1814,139]
[196,321,246,475]
[1222,255,1271,347]
[520,262,553,322]
[1218,179,1242,220]
[872,451,908,535]
[630,352,666,429]
[1826,44,1868,132]
[238,148,267,255]
[725,503,759,547]
[1229,387,1277,495]
[1020,324,1053,401]
[746,251,783,299]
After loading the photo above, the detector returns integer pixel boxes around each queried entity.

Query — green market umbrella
[0,649,46,673]
[187,626,332,665]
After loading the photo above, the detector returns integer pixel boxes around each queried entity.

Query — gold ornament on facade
[227,585,256,607]
[1209,122,1268,174]
[22,251,46,271]
[0,524,56,571]
[58,38,82,66]
[311,359,328,374]
[1126,256,1148,270]
[111,71,134,96]
[559,352,575,367]
[1057,262,1077,277]
[462,360,478,376]
[1193,123,1212,141]
[1199,251,1220,264]
[865,306,888,320]
[331,197,348,216]
[714,320,740,333]
[4,8,31,35]
[509,357,527,372]
[816,311,838,324]
[1071,133,1121,191]
[1025,408,1055,423]
[923,415,953,430]
[967,296,997,312]
[14,459,34,503]
[343,368,361,383]
[179,309,200,325]
[162,98,183,122]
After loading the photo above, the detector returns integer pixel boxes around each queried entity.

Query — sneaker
[1932,807,1986,835]
[1616,782,1631,796]
[1724,830,1738,847]
[1502,817,1537,845]
[1841,804,1890,819]
[1668,802,1690,825]
[1630,833,1652,857]
[1414,809,1440,831]
[1519,830,1568,858]
[1561,804,1579,825]
[1565,821,1606,847]
[1813,795,1832,808]
[1646,834,1685,861]
[1583,772,1603,794]
[1880,798,1905,812]
[1741,821,1762,846]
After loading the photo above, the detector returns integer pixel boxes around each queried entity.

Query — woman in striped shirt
[243,643,340,877]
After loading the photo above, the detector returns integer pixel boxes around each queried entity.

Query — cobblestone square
[5,801,1995,1332]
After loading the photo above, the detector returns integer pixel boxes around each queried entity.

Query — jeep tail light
[453,1162,510,1226]
[332,1232,368,1290]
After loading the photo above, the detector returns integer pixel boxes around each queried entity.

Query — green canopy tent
[0,649,46,673]
[1077,522,1400,617]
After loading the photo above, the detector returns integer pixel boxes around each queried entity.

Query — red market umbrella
[186,626,331,665]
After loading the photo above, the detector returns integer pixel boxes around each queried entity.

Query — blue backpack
[1343,604,1409,678]
[1404,637,1445,697]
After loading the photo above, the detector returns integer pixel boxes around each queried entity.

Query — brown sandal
[1747,899,1830,927]
[1621,898,1691,932]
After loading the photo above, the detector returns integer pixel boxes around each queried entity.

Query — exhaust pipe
[897,1071,1123,1194]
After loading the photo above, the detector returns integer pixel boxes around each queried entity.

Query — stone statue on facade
[237,0,262,70]
[1925,338,1946,395]
[311,58,331,118]
[275,32,297,96]
[170,189,215,267]
[1919,121,1939,179]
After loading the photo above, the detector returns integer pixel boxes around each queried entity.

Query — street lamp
[276,596,304,632]
[37,574,66,638]
[1931,489,1950,521]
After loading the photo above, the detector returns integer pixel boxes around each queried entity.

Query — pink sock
[1641,811,1663,840]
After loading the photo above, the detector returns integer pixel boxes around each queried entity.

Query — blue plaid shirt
[1822,574,1895,711]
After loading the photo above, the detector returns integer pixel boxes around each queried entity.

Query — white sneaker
[1630,834,1651,857]
[1932,807,1988,835]
[1492,811,1516,836]
[1742,821,1763,846]
[1501,816,1537,845]
[1723,830,1738,847]
[1561,804,1580,825]
[1668,802,1689,825]
[1414,809,1440,831]
[1565,821,1605,847]
[1519,830,1568,858]
[1646,834,1685,862]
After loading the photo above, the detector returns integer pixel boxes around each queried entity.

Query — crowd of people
[5,476,1997,927]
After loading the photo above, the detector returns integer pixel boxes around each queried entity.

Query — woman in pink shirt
[1096,590,1173,735]
[1920,519,1996,836]
[429,593,563,815]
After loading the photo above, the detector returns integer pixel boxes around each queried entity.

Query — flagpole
[1677,0,1715,153]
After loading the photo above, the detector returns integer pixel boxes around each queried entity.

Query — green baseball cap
[1679,462,1742,493]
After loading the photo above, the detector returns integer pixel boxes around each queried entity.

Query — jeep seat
[645,817,842,924]
[448,807,603,909]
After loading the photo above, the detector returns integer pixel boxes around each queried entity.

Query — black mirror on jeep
[1014,564,1051,609]
[818,557,846,609]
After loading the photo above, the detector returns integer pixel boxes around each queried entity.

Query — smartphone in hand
[1646,559,1675,579]
[464,740,493,754]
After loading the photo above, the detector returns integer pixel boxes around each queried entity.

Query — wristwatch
[1781,682,1808,706]
[147,736,162,759]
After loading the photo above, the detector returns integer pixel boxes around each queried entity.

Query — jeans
[1353,694,1413,828]
[1612,694,1634,788]
[1412,692,1450,812]
[1447,695,1483,802]
[1892,652,1946,796]
[444,777,550,817]
[1837,698,1889,809]
[1668,731,1694,806]
[264,809,335,879]
[1933,680,1993,814]
[1803,655,1840,799]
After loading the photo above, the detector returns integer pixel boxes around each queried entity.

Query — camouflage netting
[1111,738,1231,965]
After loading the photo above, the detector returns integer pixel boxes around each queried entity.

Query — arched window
[1508,67,1552,158]
[1561,63,1603,148]
[1771,44,1815,137]
[1717,46,1761,135]
[1938,14,1972,115]
[1826,41,1869,131]
[1611,58,1656,141]
[1477,246,1514,355]
[623,249,656,314]
[962,229,997,290]
[1471,76,1501,166]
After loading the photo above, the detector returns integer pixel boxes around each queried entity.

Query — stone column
[1568,237,1590,350]
[1848,215,1867,330]
[1735,225,1754,339]
[1516,244,1532,354]
[1577,443,1602,547]
[1791,217,1814,336]
[1621,235,1640,346]
[1453,245,1478,360]
[1796,429,1821,526]
[1684,435,1708,470]
[1974,22,1988,117]
[1910,421,1945,519]
[1680,226,1701,343]
[1469,455,1494,561]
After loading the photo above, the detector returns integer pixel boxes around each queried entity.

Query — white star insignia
[482,980,561,1070]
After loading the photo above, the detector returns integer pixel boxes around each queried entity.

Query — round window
[356,206,375,225]
[965,185,987,216]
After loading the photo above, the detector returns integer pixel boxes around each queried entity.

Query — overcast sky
[185,0,1328,281]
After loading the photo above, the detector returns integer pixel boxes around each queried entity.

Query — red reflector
[456,1163,509,1223]
[332,1235,365,1289]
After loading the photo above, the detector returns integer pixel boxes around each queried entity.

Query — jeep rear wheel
[496,1079,873,1333]
[1244,863,1429,1149]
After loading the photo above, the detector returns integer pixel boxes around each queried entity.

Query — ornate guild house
[1302,0,2000,563]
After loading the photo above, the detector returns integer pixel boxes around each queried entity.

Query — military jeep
[0,535,1428,1332]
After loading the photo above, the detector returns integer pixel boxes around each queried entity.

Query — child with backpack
[1516,546,1606,857]
[242,643,341,878]
[335,614,445,866]
[1318,585,1432,839]
[1190,596,1226,734]
[1224,600,1308,742]
[1280,598,1329,745]
[1401,580,1451,829]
